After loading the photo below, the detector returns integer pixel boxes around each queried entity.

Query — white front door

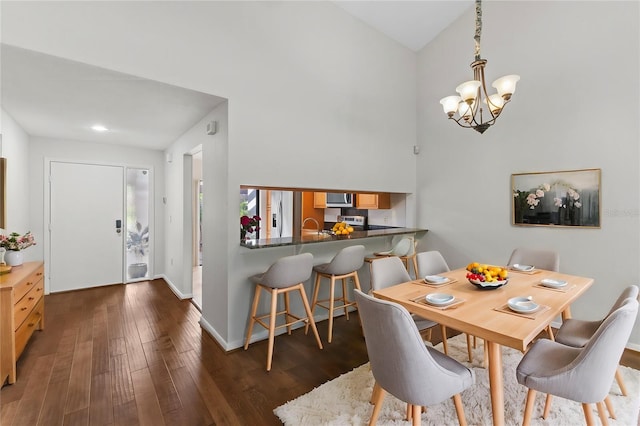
[50,161,124,292]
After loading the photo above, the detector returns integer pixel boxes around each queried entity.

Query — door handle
[116,219,122,234]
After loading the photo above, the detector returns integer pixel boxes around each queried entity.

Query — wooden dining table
[372,266,593,426]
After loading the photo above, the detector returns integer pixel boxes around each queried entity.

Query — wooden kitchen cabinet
[1,261,45,386]
[313,192,327,208]
[356,193,391,209]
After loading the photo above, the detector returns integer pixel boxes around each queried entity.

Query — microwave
[326,193,354,208]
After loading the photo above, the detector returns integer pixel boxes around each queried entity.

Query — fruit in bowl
[332,222,354,236]
[465,262,509,289]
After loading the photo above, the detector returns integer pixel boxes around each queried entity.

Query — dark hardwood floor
[1,279,638,425]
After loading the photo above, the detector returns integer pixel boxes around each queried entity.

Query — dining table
[372,266,594,426]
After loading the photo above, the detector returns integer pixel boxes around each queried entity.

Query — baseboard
[157,274,192,300]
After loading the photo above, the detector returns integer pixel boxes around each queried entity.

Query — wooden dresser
[0,261,44,386]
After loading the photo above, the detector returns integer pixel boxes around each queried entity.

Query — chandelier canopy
[439,0,520,134]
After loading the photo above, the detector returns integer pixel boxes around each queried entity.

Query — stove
[339,215,366,230]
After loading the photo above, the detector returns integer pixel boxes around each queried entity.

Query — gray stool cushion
[313,245,365,276]
[250,252,313,288]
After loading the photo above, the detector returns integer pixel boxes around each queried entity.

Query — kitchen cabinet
[302,192,324,230]
[313,192,327,208]
[1,261,45,386]
[356,193,391,209]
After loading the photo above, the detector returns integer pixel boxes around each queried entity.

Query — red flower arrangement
[240,215,261,240]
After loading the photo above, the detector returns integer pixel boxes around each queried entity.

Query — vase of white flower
[4,250,24,266]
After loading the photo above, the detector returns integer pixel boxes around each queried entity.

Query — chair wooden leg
[306,273,322,335]
[604,396,616,419]
[284,291,292,335]
[546,325,555,341]
[596,401,609,426]
[440,324,449,355]
[453,394,467,426]
[327,276,336,343]
[370,381,381,404]
[342,277,350,320]
[411,404,421,426]
[582,403,596,426]
[466,334,473,362]
[542,394,552,419]
[368,386,386,426]
[412,256,419,280]
[298,285,323,350]
[244,285,262,349]
[522,389,536,426]
[266,288,279,371]
[473,335,477,348]
[615,367,627,396]
[406,404,412,421]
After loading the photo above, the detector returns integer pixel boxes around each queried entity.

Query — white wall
[417,1,640,345]
[28,136,166,287]
[2,1,419,347]
[0,109,31,237]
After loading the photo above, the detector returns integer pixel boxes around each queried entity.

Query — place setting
[508,263,542,275]
[415,274,458,288]
[534,277,576,293]
[409,292,465,310]
[494,295,550,319]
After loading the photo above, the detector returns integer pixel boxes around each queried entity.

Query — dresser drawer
[13,265,44,303]
[13,279,44,331]
[15,298,44,359]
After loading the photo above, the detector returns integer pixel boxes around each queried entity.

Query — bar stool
[244,253,323,371]
[366,236,419,279]
[307,245,365,343]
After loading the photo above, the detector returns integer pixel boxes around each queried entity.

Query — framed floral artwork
[512,168,601,228]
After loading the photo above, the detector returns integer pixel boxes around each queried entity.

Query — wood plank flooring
[1,279,638,425]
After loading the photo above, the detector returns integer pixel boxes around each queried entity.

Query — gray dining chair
[369,236,419,279]
[370,256,439,344]
[507,247,559,340]
[507,247,560,272]
[354,290,474,426]
[308,244,365,343]
[415,251,474,362]
[244,253,323,371]
[516,296,638,426]
[554,285,639,411]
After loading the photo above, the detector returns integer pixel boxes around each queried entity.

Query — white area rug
[275,334,640,425]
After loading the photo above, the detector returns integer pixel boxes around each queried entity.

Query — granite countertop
[240,228,428,249]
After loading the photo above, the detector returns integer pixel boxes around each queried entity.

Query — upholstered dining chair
[516,296,638,426]
[507,247,560,340]
[415,251,474,362]
[370,256,439,344]
[307,245,365,343]
[244,253,323,371]
[507,247,560,272]
[354,290,474,426]
[554,285,639,414]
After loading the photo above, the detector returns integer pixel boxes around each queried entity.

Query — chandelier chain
[474,0,482,60]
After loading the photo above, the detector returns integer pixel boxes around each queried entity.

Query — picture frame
[512,168,601,228]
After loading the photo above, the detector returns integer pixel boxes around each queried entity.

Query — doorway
[48,160,152,292]
[191,150,203,309]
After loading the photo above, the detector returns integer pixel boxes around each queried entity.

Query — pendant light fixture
[439,0,520,134]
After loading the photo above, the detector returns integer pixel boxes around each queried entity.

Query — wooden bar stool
[244,253,323,371]
[307,245,365,343]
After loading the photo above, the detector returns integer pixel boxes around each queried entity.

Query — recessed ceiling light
[91,124,109,132]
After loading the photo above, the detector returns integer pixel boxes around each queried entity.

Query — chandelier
[439,0,520,134]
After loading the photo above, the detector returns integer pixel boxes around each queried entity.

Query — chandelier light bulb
[491,75,520,100]
[455,80,482,103]
[484,94,504,114]
[458,102,474,121]
[440,95,462,117]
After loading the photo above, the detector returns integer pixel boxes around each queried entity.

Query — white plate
[508,297,539,313]
[512,264,534,272]
[540,278,568,288]
[424,275,449,284]
[425,293,455,306]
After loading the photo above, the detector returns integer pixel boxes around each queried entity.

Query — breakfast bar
[240,227,428,249]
